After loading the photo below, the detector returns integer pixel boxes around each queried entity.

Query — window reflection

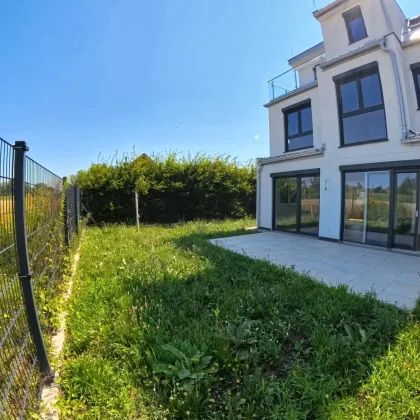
[301,177,320,235]
[275,177,297,231]
[343,171,390,247]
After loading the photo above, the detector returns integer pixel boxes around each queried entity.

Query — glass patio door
[274,175,320,236]
[343,171,390,247]
[274,177,298,232]
[393,172,419,250]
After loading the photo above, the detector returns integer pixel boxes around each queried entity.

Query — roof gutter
[319,39,382,70]
[256,146,325,167]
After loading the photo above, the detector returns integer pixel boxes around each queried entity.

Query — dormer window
[343,6,368,44]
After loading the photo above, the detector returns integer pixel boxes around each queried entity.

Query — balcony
[267,68,318,104]
[268,68,299,100]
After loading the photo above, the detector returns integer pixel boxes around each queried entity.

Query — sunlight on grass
[59,219,420,419]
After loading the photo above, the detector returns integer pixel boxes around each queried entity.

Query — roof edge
[313,0,349,19]
[264,81,318,108]
[288,42,325,68]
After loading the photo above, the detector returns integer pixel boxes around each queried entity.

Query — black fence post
[12,141,52,377]
[63,177,69,247]
[74,185,79,235]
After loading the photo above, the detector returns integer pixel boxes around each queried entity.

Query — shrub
[75,153,256,224]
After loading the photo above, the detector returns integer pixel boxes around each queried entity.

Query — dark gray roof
[288,42,325,68]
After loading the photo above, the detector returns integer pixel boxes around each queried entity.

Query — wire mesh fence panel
[0,139,81,419]
[0,139,39,419]
[25,158,64,335]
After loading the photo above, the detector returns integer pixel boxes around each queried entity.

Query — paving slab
[210,232,420,309]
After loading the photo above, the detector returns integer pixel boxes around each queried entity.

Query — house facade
[258,0,420,251]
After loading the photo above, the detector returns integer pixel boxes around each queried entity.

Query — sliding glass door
[343,169,420,250]
[274,174,320,236]
[274,177,297,231]
[343,171,390,247]
[393,172,418,250]
[300,176,320,235]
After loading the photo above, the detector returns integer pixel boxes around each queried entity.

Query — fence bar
[63,177,70,246]
[12,141,52,377]
[74,184,79,235]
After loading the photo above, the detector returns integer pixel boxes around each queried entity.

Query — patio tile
[348,282,380,295]
[350,271,395,291]
[320,256,352,267]
[212,232,420,308]
[305,261,337,273]
[351,268,401,287]
[379,254,418,270]
[338,261,374,274]
[362,249,391,261]
[321,267,360,283]
[350,256,383,267]
[376,290,418,309]
[404,263,420,275]
[397,272,420,286]
[314,273,348,287]
[384,281,420,299]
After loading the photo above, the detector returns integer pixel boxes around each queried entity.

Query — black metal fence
[0,139,81,418]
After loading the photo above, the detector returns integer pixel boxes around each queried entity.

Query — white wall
[259,148,420,238]
[402,43,420,133]
[261,0,420,238]
[381,0,406,36]
[269,47,412,158]
[298,66,315,86]
[296,56,324,86]
[263,48,420,238]
[318,0,388,61]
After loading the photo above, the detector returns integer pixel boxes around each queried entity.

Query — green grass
[59,219,420,419]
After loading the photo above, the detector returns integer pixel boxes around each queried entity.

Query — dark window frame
[339,160,420,250]
[411,63,420,110]
[335,62,387,147]
[271,169,320,237]
[283,99,313,153]
[343,6,368,44]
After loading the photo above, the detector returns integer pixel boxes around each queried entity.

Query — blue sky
[0,0,417,176]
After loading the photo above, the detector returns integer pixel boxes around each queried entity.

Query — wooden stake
[135,191,140,231]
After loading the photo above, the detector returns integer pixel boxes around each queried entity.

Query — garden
[58,219,420,419]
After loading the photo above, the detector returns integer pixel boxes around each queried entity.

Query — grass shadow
[61,222,420,419]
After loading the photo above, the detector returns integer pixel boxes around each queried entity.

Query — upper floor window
[335,62,387,147]
[283,100,313,152]
[343,6,367,44]
[411,63,420,110]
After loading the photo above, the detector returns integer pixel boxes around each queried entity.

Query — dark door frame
[391,170,420,251]
[271,169,320,237]
[339,160,420,250]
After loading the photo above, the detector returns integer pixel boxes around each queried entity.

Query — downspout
[380,38,408,140]
[379,0,409,140]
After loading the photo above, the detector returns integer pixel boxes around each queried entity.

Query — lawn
[59,219,420,419]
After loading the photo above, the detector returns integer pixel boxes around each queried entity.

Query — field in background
[60,220,420,419]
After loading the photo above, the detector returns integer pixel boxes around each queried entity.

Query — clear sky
[0,0,417,176]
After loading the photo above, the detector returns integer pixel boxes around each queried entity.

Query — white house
[258,0,420,252]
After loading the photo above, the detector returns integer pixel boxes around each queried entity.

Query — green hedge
[75,153,256,224]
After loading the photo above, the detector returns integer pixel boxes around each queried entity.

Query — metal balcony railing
[268,68,298,101]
